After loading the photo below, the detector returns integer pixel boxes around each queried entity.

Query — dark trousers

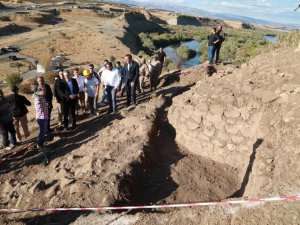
[106,86,117,112]
[126,81,137,106]
[37,119,47,147]
[215,44,222,63]
[62,100,76,128]
[47,107,52,132]
[1,120,16,147]
[87,96,95,114]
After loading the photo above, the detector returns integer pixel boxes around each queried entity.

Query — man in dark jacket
[121,54,139,106]
[0,89,17,150]
[57,70,79,130]
[34,76,53,133]
[215,25,225,64]
[6,85,31,141]
[53,70,64,127]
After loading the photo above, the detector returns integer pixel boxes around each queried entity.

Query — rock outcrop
[169,47,300,198]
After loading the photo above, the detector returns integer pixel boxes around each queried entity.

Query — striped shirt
[34,96,48,120]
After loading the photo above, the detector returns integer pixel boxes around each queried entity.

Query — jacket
[121,61,139,84]
[6,93,31,117]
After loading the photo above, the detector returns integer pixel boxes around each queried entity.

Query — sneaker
[37,144,44,150]
[16,138,22,142]
[88,114,96,118]
[5,144,15,151]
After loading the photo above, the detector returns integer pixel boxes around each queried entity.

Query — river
[164,35,277,68]
[163,40,201,68]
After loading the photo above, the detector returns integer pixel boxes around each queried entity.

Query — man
[157,47,166,75]
[0,89,16,151]
[83,69,99,116]
[34,76,53,133]
[6,85,31,142]
[57,70,79,130]
[207,28,220,64]
[101,62,121,113]
[73,68,86,114]
[34,82,49,149]
[98,60,108,107]
[149,57,161,91]
[88,64,100,109]
[122,54,139,106]
[139,58,150,93]
[53,70,63,127]
[215,25,225,64]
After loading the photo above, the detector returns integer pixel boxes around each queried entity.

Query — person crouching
[101,62,121,113]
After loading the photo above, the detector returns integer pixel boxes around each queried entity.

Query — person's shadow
[231,138,264,198]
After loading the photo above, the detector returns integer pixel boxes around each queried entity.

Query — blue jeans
[105,86,117,112]
[1,120,16,147]
[37,119,48,147]
[208,45,216,63]
[100,86,107,104]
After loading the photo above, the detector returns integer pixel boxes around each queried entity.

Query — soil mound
[0,23,31,37]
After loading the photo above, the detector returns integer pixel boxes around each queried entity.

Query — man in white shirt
[98,60,109,107]
[101,62,121,113]
[73,68,86,114]
[84,69,99,115]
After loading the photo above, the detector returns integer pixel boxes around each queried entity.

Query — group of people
[0,52,166,150]
[207,25,225,64]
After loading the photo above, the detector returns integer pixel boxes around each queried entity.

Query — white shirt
[101,68,121,88]
[98,66,106,74]
[84,76,99,97]
[73,75,85,92]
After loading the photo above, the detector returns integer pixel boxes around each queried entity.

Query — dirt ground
[0,2,300,225]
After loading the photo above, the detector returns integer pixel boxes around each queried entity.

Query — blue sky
[134,0,300,25]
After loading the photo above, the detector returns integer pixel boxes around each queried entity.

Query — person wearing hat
[84,69,99,116]
[6,85,31,142]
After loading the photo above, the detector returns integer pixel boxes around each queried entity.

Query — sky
[133,0,300,25]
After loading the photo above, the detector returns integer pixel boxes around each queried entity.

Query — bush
[198,40,208,60]
[6,73,23,87]
[44,71,57,85]
[19,83,33,94]
[176,45,194,61]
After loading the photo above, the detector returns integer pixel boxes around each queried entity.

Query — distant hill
[104,0,299,29]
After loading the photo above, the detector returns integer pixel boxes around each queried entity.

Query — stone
[187,119,200,130]
[69,183,81,194]
[46,184,60,198]
[29,180,46,195]
[253,88,264,99]
[225,125,240,135]
[267,159,273,164]
[227,143,237,151]
[221,95,236,105]
[217,130,229,141]
[247,99,261,109]
[262,91,279,103]
[224,107,240,118]
[198,134,210,142]
[203,127,215,137]
[231,135,244,144]
[240,107,250,120]
[209,104,224,116]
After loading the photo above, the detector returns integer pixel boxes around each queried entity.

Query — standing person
[116,61,126,97]
[215,25,225,64]
[157,47,166,75]
[34,83,49,149]
[149,56,161,91]
[57,70,79,130]
[0,89,16,151]
[207,28,220,64]
[83,69,99,116]
[34,76,53,133]
[88,64,100,110]
[53,70,64,127]
[101,62,121,113]
[6,85,31,142]
[139,58,150,93]
[98,60,109,107]
[73,68,86,114]
[122,54,139,106]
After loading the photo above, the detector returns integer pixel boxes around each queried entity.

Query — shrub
[176,45,191,60]
[44,71,57,85]
[198,40,208,60]
[19,83,33,94]
[6,73,23,87]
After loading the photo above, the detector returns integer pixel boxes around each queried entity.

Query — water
[264,35,277,44]
[164,40,202,68]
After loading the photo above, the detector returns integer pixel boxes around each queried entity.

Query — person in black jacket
[207,28,220,64]
[53,70,64,127]
[121,54,140,106]
[57,70,79,130]
[0,89,17,150]
[34,76,53,133]
[6,85,31,141]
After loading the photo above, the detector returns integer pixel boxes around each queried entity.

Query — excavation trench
[117,90,241,210]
